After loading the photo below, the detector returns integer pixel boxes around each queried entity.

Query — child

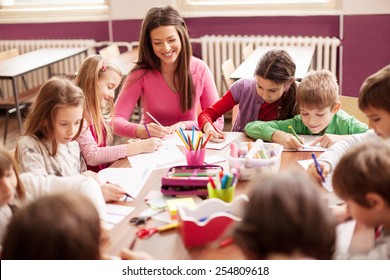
[2,191,152,260]
[245,70,368,149]
[233,170,336,260]
[75,55,162,172]
[332,141,390,259]
[0,145,105,244]
[113,6,223,139]
[308,64,390,182]
[15,77,124,202]
[198,49,297,142]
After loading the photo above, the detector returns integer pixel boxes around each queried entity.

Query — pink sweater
[113,56,224,138]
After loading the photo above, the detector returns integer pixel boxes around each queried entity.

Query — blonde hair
[296,69,339,110]
[75,55,122,145]
[0,145,25,201]
[21,77,85,156]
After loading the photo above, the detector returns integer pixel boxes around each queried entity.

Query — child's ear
[365,192,385,210]
[331,101,341,113]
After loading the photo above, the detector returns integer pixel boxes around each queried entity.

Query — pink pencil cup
[184,148,206,165]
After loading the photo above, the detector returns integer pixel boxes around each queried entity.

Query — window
[178,0,339,16]
[0,0,109,23]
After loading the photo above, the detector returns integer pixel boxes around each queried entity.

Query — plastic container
[227,142,283,180]
[177,194,249,248]
[184,148,206,165]
[207,182,236,202]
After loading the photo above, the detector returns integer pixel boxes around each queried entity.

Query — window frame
[178,0,340,17]
[0,0,109,23]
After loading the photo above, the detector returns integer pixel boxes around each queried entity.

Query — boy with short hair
[308,64,390,182]
[245,70,368,149]
[332,140,390,259]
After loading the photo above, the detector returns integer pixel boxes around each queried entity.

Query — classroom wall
[0,1,389,97]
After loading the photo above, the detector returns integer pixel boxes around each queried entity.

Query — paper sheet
[104,204,135,226]
[284,135,328,152]
[164,130,241,150]
[98,167,151,198]
[297,159,333,192]
[336,220,357,254]
[127,143,186,169]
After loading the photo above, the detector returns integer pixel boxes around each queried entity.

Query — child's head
[333,140,390,228]
[234,170,335,260]
[23,77,85,155]
[255,49,297,119]
[296,70,340,134]
[0,146,25,205]
[358,64,390,138]
[75,55,122,145]
[2,191,102,259]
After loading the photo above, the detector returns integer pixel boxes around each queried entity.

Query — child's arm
[310,134,355,148]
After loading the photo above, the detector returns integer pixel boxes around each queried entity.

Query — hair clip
[101,64,107,72]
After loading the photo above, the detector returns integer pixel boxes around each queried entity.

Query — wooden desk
[106,133,374,259]
[230,46,315,80]
[0,47,88,129]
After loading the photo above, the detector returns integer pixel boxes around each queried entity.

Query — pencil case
[161,165,223,196]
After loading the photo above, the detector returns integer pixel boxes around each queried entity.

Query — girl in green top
[245,70,368,149]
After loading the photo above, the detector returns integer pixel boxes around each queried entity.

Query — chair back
[242,44,254,60]
[99,44,120,59]
[0,48,19,62]
[221,58,239,126]
[339,95,368,125]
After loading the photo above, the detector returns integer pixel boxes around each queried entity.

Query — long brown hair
[2,191,102,259]
[21,77,85,156]
[255,49,297,119]
[75,55,122,145]
[132,5,194,112]
[234,170,335,259]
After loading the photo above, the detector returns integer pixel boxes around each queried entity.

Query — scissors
[129,216,150,226]
[136,227,158,239]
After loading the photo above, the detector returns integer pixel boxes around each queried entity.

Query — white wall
[109,0,390,20]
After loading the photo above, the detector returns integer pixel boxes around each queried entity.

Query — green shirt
[245,110,369,141]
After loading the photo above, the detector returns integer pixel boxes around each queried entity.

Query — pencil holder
[184,148,206,165]
[207,182,236,203]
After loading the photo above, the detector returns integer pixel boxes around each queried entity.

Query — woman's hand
[166,122,186,134]
[136,123,169,139]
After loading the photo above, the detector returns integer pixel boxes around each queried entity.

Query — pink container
[184,148,206,165]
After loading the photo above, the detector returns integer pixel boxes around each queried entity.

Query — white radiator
[199,35,341,95]
[0,39,96,99]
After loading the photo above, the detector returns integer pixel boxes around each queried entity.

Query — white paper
[164,130,241,150]
[104,204,135,226]
[98,167,151,198]
[127,143,186,169]
[204,154,226,164]
[336,220,357,254]
[297,159,333,192]
[284,135,328,152]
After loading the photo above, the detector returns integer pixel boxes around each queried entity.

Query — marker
[146,111,163,126]
[311,153,325,182]
[143,122,151,138]
[157,222,179,232]
[288,125,303,144]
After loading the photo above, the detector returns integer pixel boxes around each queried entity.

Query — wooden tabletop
[230,46,315,80]
[106,133,374,259]
[0,47,88,78]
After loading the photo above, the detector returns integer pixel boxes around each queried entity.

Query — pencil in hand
[288,125,303,144]
[143,122,151,138]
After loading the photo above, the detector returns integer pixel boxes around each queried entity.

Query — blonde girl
[75,55,161,172]
[15,77,123,202]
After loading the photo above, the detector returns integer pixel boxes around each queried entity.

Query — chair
[221,58,239,126]
[0,48,39,144]
[339,95,368,125]
[242,44,254,60]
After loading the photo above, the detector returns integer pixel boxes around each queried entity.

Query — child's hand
[81,170,99,182]
[136,123,169,138]
[272,131,304,149]
[100,183,126,202]
[203,122,225,143]
[166,121,186,134]
[307,161,331,182]
[310,134,347,148]
[126,138,162,156]
[329,203,351,224]
[120,248,154,260]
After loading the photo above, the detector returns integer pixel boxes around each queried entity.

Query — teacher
[113,5,224,139]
